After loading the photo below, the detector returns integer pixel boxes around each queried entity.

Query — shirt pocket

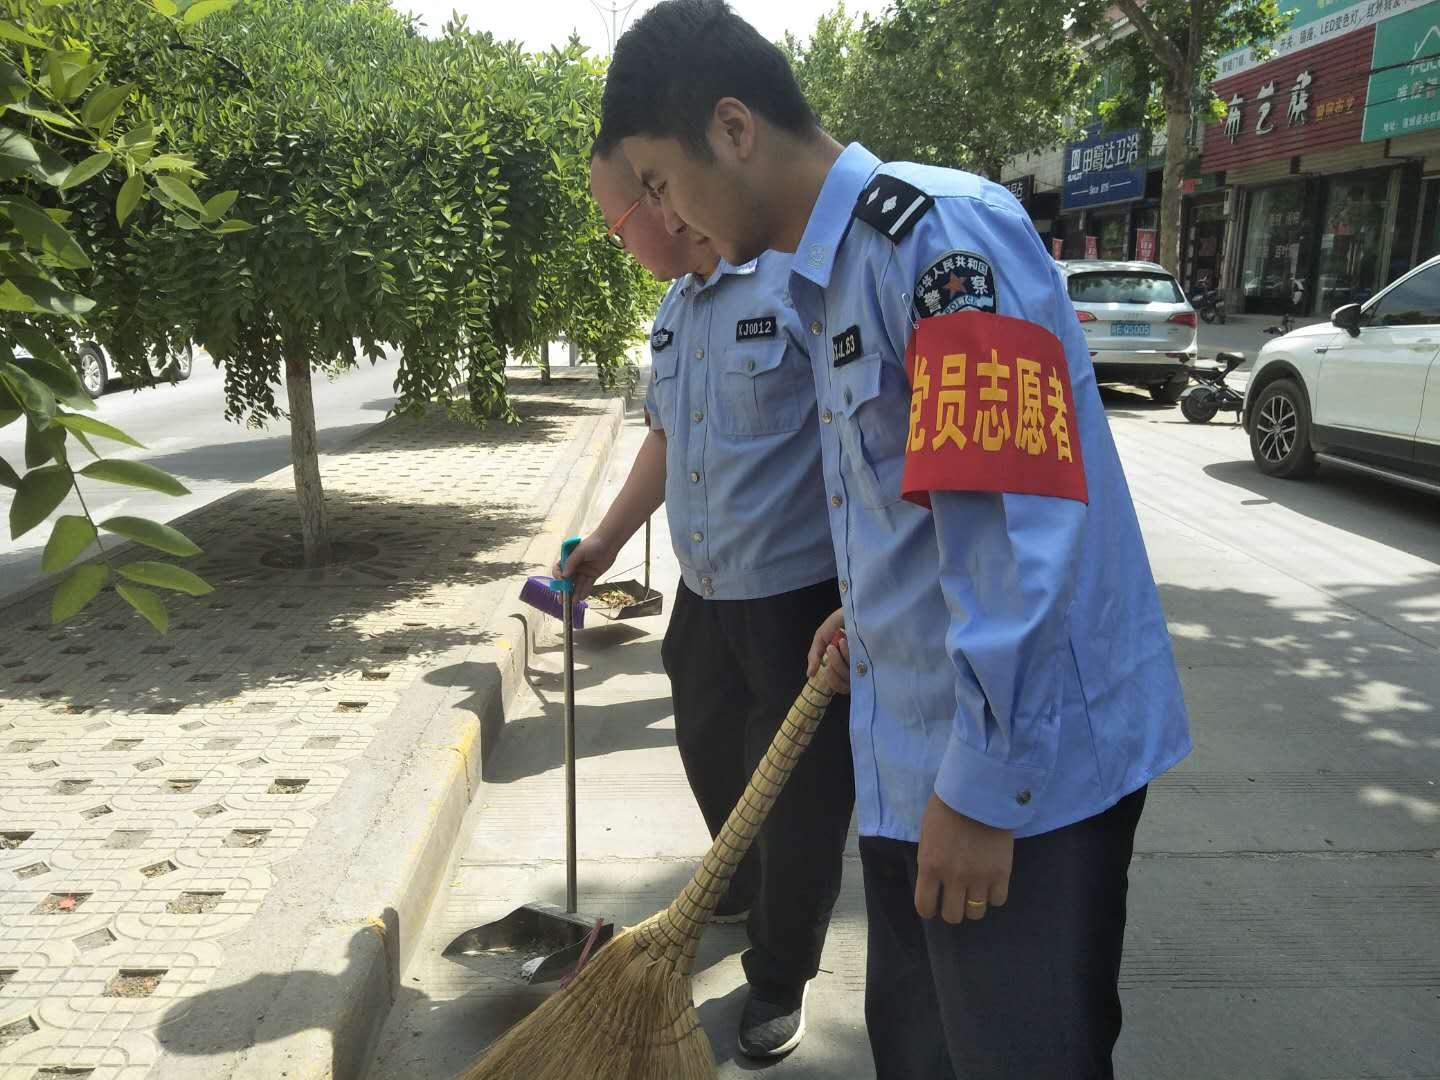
[715,340,803,437]
[648,344,681,433]
[834,351,908,508]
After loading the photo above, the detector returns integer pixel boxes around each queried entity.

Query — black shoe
[711,886,752,925]
[737,982,808,1059]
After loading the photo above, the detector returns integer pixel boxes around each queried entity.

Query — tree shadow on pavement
[155,915,420,1079]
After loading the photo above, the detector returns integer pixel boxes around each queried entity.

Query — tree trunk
[1160,92,1190,278]
[539,339,551,385]
[284,353,332,567]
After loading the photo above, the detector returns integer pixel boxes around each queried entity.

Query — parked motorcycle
[1180,351,1246,424]
[1193,287,1226,324]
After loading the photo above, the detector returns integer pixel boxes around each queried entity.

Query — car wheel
[1199,307,1217,324]
[1150,375,1187,406]
[1249,378,1317,479]
[1181,389,1220,424]
[165,345,194,382]
[78,345,107,399]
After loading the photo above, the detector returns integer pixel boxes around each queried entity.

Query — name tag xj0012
[901,311,1088,507]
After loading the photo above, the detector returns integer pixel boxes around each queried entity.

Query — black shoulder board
[852,174,935,244]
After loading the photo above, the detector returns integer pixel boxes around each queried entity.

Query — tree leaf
[5,101,77,128]
[202,188,237,222]
[0,454,19,489]
[9,463,71,539]
[13,348,92,410]
[115,580,168,633]
[54,413,143,448]
[0,21,47,49]
[24,415,65,467]
[116,172,142,225]
[1,199,91,268]
[213,218,253,234]
[117,560,212,596]
[80,458,189,496]
[52,562,107,623]
[80,83,131,129]
[0,275,95,315]
[151,0,178,14]
[154,174,205,214]
[0,126,40,179]
[40,513,95,571]
[59,151,112,191]
[183,0,237,24]
[143,152,194,173]
[99,514,201,556]
[0,360,56,419]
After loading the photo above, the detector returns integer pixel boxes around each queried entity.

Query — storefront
[1204,0,1440,314]
[1179,180,1227,294]
[1060,123,1151,261]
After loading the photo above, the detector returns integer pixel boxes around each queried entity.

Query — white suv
[1059,260,1198,404]
[1243,254,1440,493]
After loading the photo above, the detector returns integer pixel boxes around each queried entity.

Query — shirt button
[1016,789,1033,806]
[831,494,843,508]
[856,661,869,676]
[692,531,703,543]
[839,580,849,593]
[809,320,822,335]
[690,471,701,484]
[693,410,704,423]
[694,348,705,360]
[822,409,833,424]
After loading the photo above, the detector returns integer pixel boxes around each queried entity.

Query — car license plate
[1112,322,1152,336]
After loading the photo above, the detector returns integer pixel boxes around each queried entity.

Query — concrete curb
[204,380,637,1080]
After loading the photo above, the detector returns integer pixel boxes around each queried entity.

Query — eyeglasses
[606,195,644,250]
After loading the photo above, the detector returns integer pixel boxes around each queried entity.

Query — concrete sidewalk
[0,368,632,1080]
[370,393,1440,1078]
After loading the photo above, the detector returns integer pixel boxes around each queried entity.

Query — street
[368,388,1440,1079]
[0,351,401,603]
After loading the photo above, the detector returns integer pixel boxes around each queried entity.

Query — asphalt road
[0,350,402,603]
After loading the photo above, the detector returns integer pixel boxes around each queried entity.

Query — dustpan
[443,538,614,983]
[586,517,663,621]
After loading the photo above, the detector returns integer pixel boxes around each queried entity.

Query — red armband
[901,311,1088,508]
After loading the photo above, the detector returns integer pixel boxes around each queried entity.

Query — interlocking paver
[0,369,622,1079]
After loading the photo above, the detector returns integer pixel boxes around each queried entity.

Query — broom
[453,663,839,1080]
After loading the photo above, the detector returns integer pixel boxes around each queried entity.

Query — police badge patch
[651,328,674,350]
[913,251,997,318]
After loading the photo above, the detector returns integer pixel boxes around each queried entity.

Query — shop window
[1316,171,1390,313]
[1240,182,1311,315]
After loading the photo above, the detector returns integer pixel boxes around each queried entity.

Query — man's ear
[712,97,756,161]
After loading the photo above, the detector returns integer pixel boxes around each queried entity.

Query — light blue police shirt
[786,143,1191,841]
[645,253,836,600]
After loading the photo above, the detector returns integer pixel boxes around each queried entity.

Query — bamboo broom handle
[638,673,836,972]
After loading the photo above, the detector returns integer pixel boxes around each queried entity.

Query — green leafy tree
[0,0,242,632]
[785,0,1096,179]
[1089,0,1285,273]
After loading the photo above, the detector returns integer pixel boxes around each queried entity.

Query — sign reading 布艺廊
[1363,4,1440,140]
[1062,125,1146,211]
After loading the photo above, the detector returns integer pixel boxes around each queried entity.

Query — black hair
[598,0,818,159]
[590,129,619,162]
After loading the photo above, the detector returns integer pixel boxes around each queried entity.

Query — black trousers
[661,577,855,993]
[861,786,1148,1080]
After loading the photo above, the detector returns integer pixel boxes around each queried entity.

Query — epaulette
[852,173,935,243]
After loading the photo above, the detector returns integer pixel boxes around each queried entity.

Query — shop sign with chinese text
[1201,27,1373,171]
[1062,124,1147,210]
[1217,0,1430,78]
[1003,174,1035,203]
[1363,3,1440,140]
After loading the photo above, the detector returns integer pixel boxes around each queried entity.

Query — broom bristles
[456,914,713,1080]
[454,677,835,1080]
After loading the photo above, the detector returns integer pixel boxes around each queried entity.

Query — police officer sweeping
[598,3,1192,1077]
[561,142,855,1059]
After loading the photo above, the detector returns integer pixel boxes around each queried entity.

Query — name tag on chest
[832,325,863,367]
[735,316,777,341]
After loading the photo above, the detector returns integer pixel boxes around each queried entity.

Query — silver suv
[1058,260,1198,404]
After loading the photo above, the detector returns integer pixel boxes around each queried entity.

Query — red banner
[1085,235,1099,260]
[1135,227,1157,262]
[901,312,1088,507]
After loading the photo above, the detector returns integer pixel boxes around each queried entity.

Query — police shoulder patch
[913,250,996,319]
[852,174,935,243]
[651,328,674,351]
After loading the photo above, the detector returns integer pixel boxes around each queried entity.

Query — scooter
[1193,287,1226,324]
[1180,351,1246,424]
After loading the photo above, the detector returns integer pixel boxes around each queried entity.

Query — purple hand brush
[520,575,586,629]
